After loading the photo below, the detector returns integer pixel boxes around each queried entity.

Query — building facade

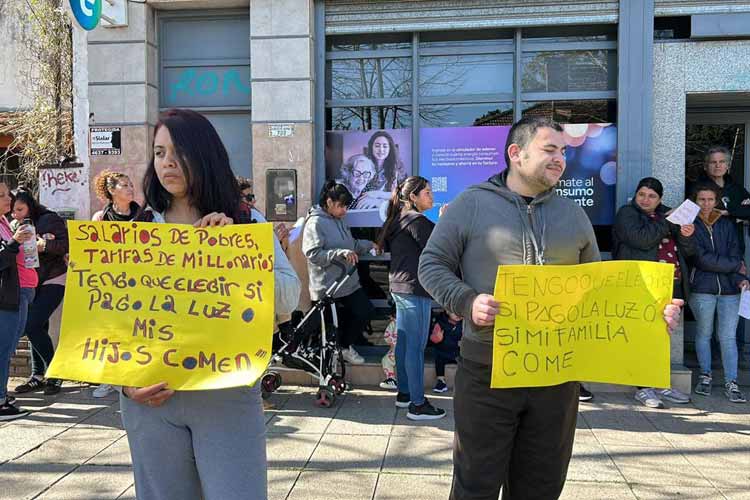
[74,0,750,385]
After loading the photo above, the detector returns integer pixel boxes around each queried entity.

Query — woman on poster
[120,108,300,500]
[356,131,408,209]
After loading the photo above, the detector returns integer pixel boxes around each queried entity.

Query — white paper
[739,290,750,319]
[666,199,700,225]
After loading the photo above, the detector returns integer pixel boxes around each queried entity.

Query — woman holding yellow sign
[119,109,300,500]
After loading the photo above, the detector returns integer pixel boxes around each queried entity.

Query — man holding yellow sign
[419,116,683,500]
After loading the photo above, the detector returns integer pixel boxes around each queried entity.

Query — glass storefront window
[522,100,616,124]
[330,58,412,100]
[329,33,411,51]
[329,106,412,131]
[419,103,513,127]
[522,50,617,92]
[419,54,513,97]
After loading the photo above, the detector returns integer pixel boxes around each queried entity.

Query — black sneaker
[433,379,448,393]
[395,392,411,408]
[6,396,15,405]
[14,377,45,394]
[579,385,594,402]
[43,379,62,396]
[407,399,446,421]
[0,401,30,422]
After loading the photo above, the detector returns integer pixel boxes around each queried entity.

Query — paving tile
[267,433,322,469]
[8,399,112,428]
[36,465,134,500]
[391,406,455,439]
[268,469,300,500]
[603,444,712,488]
[373,473,452,500]
[326,406,395,435]
[266,411,334,434]
[13,428,124,466]
[115,485,136,500]
[306,434,389,472]
[287,471,377,500]
[87,435,132,467]
[0,461,77,500]
[560,480,636,499]
[567,442,627,483]
[630,484,725,499]
[74,405,125,431]
[0,423,67,463]
[382,436,453,475]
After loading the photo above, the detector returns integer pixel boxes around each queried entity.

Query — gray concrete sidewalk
[0,379,748,499]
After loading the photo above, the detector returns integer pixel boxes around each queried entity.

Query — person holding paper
[688,183,747,403]
[613,177,695,409]
[419,117,684,500]
[120,109,300,500]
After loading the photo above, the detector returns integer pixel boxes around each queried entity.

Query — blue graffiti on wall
[170,68,251,101]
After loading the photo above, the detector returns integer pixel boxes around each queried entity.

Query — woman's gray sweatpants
[120,384,267,500]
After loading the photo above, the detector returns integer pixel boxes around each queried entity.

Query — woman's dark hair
[367,131,400,189]
[143,108,241,219]
[690,182,721,201]
[318,180,353,209]
[377,176,430,248]
[13,189,47,222]
[635,177,664,199]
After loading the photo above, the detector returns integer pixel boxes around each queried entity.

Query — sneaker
[635,388,664,408]
[724,381,747,403]
[407,399,446,421]
[341,346,365,365]
[43,379,62,396]
[0,401,30,422]
[13,377,45,394]
[659,388,690,404]
[5,396,15,405]
[92,384,115,398]
[694,374,712,396]
[395,392,411,408]
[433,379,448,393]
[379,378,397,390]
[579,385,594,402]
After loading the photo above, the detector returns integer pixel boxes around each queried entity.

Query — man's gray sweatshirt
[418,170,601,366]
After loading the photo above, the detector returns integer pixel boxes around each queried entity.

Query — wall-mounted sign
[90,127,121,156]
[269,124,294,138]
[39,163,87,218]
[69,0,102,31]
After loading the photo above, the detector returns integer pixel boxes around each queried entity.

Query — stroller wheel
[329,375,347,395]
[315,388,335,408]
[261,372,281,395]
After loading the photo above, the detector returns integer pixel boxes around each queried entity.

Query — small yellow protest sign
[491,261,674,389]
[47,221,275,391]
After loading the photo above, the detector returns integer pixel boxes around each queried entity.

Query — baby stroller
[261,261,356,407]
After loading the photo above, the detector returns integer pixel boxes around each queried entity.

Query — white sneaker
[635,388,663,408]
[92,384,115,398]
[342,346,364,365]
[379,378,397,390]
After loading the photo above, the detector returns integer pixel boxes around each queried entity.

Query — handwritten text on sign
[47,221,275,390]
[491,261,674,389]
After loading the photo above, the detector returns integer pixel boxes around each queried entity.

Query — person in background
[613,177,695,409]
[379,305,398,390]
[693,145,750,360]
[0,183,36,420]
[90,170,140,398]
[689,183,747,403]
[237,176,256,210]
[92,170,140,222]
[119,108,299,500]
[429,310,462,393]
[302,181,375,365]
[379,176,445,420]
[10,190,67,396]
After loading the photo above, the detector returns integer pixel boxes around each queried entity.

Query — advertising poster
[419,124,617,225]
[419,126,509,222]
[325,129,411,227]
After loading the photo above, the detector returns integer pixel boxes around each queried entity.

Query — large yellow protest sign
[491,261,674,389]
[47,221,275,390]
